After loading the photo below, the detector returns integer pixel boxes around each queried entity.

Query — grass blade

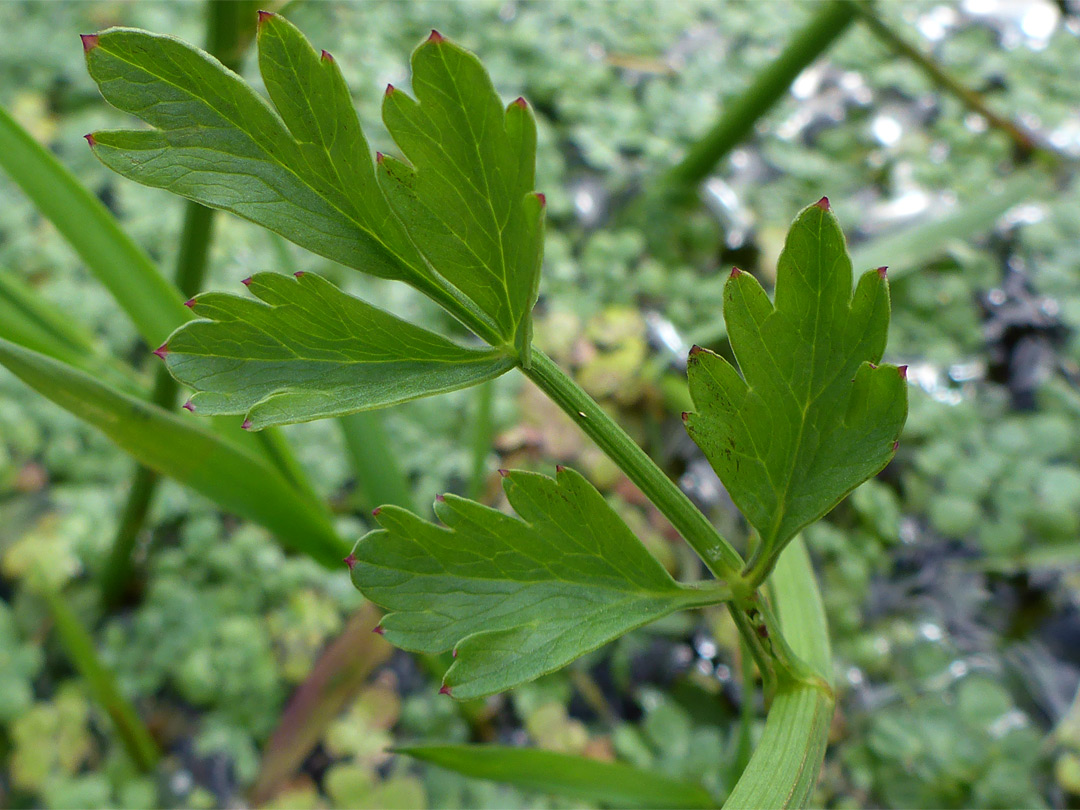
[400,744,717,809]
[0,104,188,348]
[0,337,347,567]
[40,586,160,772]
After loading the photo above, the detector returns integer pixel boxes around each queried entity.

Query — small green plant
[78,12,907,806]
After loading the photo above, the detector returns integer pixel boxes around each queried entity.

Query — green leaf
[399,744,717,809]
[83,16,536,348]
[164,271,514,430]
[0,337,347,567]
[351,467,728,699]
[379,32,544,358]
[685,199,907,576]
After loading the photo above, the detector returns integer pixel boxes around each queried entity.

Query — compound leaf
[351,467,728,699]
[163,272,515,430]
[685,199,907,573]
[380,32,545,358]
[83,15,543,350]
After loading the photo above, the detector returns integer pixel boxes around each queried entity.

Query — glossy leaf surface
[165,272,514,429]
[400,744,716,809]
[351,467,727,699]
[685,200,907,570]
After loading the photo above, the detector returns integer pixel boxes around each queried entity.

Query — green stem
[848,1,1043,161]
[467,381,496,499]
[339,411,416,512]
[521,349,744,580]
[42,586,160,772]
[101,1,251,608]
[659,0,857,198]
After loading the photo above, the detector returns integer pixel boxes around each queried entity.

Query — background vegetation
[1,1,1079,807]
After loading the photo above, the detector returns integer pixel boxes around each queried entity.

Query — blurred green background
[2,1,1080,807]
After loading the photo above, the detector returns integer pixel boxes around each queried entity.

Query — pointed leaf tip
[375,151,385,164]
[80,33,98,52]
[535,192,546,206]
[513,96,528,109]
[372,506,382,517]
[152,343,168,360]
[877,266,888,279]
[427,29,445,43]
[689,344,703,357]
[385,83,395,97]
[344,553,357,569]
[681,411,690,422]
[555,464,566,473]
[83,133,96,147]
[183,298,196,308]
[898,365,908,380]
[438,685,452,696]
[815,196,830,210]
[257,10,274,23]
[730,266,742,279]
[452,647,458,658]
[293,271,305,278]
[182,400,195,412]
[497,468,509,478]
[373,625,385,635]
[241,276,252,286]
[241,418,253,430]
[892,441,899,451]
[320,49,333,63]
[435,494,446,502]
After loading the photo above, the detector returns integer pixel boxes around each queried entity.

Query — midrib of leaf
[435,45,516,332]
[100,37,504,347]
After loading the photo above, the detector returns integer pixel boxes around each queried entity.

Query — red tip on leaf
[427,29,445,43]
[555,464,566,473]
[892,441,899,452]
[153,343,168,360]
[513,96,528,109]
[877,266,888,279]
[497,468,509,478]
[815,196,830,211]
[80,34,98,53]
[689,344,703,357]
[435,493,445,502]
[373,625,385,635]
[375,151,385,165]
[868,362,877,370]
[293,271,305,278]
[536,192,546,207]
[730,266,742,279]
[343,553,357,570]
[372,506,382,517]
[438,685,452,696]
[182,400,195,412]
[257,10,273,23]
[241,418,253,431]
[452,647,458,658]
[83,133,96,147]
[320,49,334,63]
[241,276,252,286]
[385,83,395,97]
[183,297,196,308]
[681,411,690,422]
[898,365,908,380]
